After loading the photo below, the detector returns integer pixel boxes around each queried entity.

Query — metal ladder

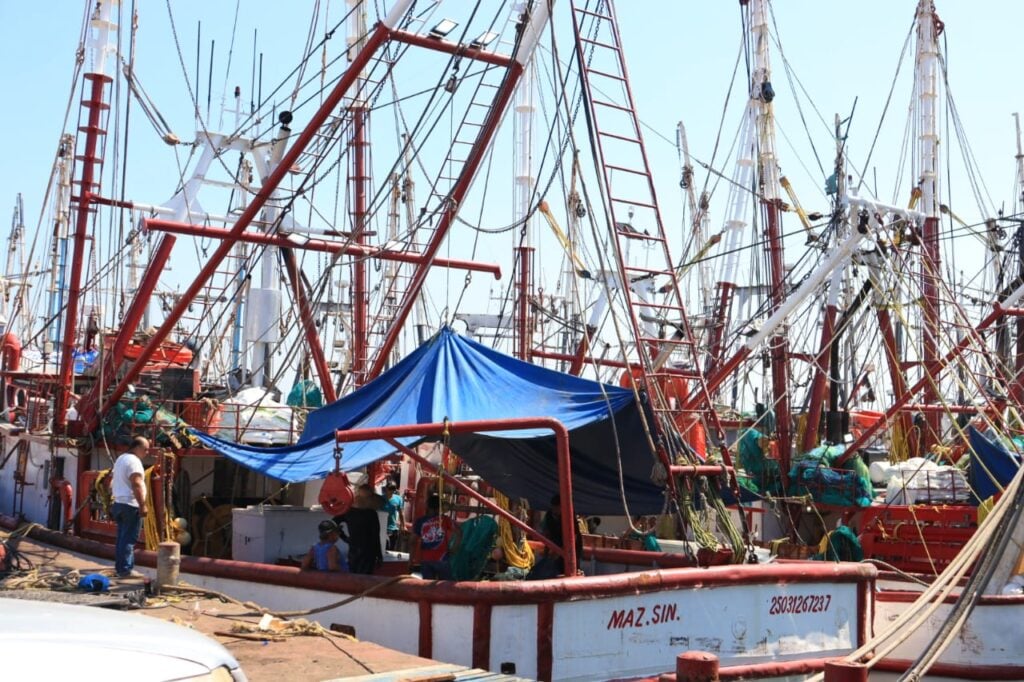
[358,34,516,378]
[570,1,724,465]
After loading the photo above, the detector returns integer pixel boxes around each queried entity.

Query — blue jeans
[111,503,141,575]
[421,559,451,580]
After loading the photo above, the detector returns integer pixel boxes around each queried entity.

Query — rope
[168,574,404,618]
[494,491,534,571]
[142,465,173,551]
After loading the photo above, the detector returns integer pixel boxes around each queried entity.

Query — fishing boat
[0,0,1019,680]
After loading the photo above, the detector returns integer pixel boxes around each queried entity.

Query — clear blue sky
[0,1,1021,319]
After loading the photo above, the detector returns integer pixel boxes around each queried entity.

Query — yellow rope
[93,469,112,512]
[142,467,172,551]
[494,491,534,570]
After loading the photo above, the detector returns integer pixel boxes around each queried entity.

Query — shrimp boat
[0,0,1019,679]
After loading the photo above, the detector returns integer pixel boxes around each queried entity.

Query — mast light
[429,19,458,39]
[470,31,498,49]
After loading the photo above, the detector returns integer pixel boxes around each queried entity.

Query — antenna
[195,22,201,121]
[250,29,257,115]
[207,39,216,122]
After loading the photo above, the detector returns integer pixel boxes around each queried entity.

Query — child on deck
[412,494,461,579]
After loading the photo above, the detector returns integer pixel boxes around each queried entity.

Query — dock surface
[1,536,530,681]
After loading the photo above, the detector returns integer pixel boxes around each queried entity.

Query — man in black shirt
[334,484,384,574]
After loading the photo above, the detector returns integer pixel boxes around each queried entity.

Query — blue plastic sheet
[193,327,667,514]
[968,427,1022,504]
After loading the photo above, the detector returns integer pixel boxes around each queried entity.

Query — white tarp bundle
[216,387,298,446]
[879,457,971,505]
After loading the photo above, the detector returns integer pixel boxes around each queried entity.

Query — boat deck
[1,537,529,682]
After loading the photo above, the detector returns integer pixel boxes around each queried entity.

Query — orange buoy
[0,333,21,372]
[319,471,354,516]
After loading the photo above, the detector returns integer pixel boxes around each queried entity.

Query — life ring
[50,478,73,530]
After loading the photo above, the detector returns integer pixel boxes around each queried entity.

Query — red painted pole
[516,246,533,361]
[350,105,368,385]
[389,29,513,68]
[763,199,793,471]
[99,23,393,418]
[837,303,1009,464]
[368,60,528,379]
[55,73,111,431]
[76,235,177,434]
[566,328,591,376]
[876,305,914,455]
[335,417,576,576]
[681,346,753,412]
[531,348,697,378]
[280,248,337,404]
[706,282,735,374]
[921,215,942,451]
[802,301,837,453]
[142,218,502,277]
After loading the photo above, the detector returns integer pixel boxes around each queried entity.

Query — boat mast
[915,0,942,451]
[748,0,793,467]
[348,0,370,386]
[514,42,536,361]
[55,0,119,431]
[1013,113,1024,406]
[801,115,846,452]
[6,194,30,336]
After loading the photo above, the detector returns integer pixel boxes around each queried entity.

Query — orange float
[0,333,22,371]
[619,369,706,458]
[319,471,354,516]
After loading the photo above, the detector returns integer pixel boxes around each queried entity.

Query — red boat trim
[876,590,1024,606]
[857,579,869,645]
[640,657,832,681]
[472,602,492,669]
[873,658,1024,680]
[0,516,875,602]
[418,600,432,658]
[1,517,876,680]
[537,601,554,682]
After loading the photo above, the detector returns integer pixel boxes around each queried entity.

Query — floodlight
[470,31,498,49]
[429,19,458,39]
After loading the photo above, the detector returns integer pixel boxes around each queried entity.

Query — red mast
[749,0,793,468]
[54,6,116,432]
[916,0,943,451]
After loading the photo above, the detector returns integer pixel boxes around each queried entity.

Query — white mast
[915,0,940,221]
[914,0,943,446]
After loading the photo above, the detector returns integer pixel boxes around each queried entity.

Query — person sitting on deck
[301,520,347,572]
[527,493,584,579]
[412,493,461,580]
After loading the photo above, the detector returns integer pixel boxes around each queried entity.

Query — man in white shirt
[111,436,150,577]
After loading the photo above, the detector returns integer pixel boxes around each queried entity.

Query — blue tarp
[193,327,666,515]
[968,427,1022,504]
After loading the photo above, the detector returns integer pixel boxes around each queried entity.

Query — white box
[231,505,331,564]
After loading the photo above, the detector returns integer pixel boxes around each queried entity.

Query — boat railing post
[335,417,575,572]
[675,651,719,682]
[822,660,868,682]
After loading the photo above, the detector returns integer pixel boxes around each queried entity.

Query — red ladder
[570,1,727,469]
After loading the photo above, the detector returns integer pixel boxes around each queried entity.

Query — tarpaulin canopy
[193,327,667,514]
[968,427,1022,504]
